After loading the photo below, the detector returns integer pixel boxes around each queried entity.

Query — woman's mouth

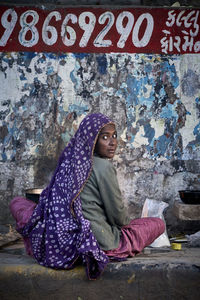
[108,149,116,154]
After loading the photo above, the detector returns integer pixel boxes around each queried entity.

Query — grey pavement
[0,241,200,300]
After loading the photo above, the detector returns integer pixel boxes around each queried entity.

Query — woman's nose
[109,137,116,145]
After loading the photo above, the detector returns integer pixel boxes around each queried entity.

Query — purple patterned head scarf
[20,113,114,279]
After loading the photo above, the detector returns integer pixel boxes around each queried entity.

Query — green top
[80,156,130,251]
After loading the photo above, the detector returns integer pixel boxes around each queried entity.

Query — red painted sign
[0,6,199,54]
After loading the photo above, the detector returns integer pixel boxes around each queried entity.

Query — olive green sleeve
[95,160,130,227]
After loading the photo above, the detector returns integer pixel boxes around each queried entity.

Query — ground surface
[0,239,199,300]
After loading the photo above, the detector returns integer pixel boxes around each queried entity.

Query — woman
[10,113,164,279]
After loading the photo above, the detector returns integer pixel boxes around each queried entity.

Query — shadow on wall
[33,157,58,188]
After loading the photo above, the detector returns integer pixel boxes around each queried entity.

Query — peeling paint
[0,52,199,162]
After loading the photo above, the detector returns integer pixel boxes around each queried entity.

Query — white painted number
[61,14,77,46]
[116,11,134,48]
[19,10,39,47]
[0,9,17,46]
[79,12,96,47]
[132,13,154,47]
[42,11,61,45]
[94,12,114,47]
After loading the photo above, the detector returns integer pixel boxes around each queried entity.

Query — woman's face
[95,124,118,158]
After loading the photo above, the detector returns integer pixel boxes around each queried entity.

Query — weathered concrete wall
[0,0,200,234]
[0,51,200,234]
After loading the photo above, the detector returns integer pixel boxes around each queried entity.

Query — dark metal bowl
[25,188,43,203]
[179,190,200,205]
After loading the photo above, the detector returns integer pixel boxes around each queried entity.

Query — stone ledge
[0,246,200,300]
[173,200,200,221]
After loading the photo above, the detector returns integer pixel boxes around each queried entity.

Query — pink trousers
[105,217,165,258]
[10,197,165,258]
[10,197,37,256]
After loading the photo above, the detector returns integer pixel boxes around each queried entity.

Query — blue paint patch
[18,52,37,68]
[144,123,155,144]
[68,104,89,115]
[92,91,101,97]
[143,86,147,93]
[159,87,165,97]
[155,135,169,157]
[70,69,77,85]
[47,52,66,59]
[195,97,200,104]
[96,55,107,75]
[73,53,90,59]
[1,152,7,162]
[52,89,58,97]
[193,122,200,142]
[126,106,136,127]
[162,60,179,89]
[140,95,154,110]
[159,103,178,119]
[47,66,54,75]
[126,72,156,111]
[182,69,199,97]
[126,75,140,106]
[20,74,26,81]
[23,83,29,90]
[148,123,183,159]
[38,55,47,63]
[37,53,67,63]
[21,52,37,60]
[144,64,152,73]
[4,124,15,145]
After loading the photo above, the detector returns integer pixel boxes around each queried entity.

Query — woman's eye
[113,134,117,139]
[102,135,108,140]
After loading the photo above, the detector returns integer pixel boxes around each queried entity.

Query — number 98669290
[0,8,154,50]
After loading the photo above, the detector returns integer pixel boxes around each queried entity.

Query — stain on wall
[0,51,200,233]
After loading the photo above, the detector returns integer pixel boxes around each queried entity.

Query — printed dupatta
[20,113,114,279]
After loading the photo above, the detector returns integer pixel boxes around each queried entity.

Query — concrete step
[0,242,200,300]
[173,201,200,220]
